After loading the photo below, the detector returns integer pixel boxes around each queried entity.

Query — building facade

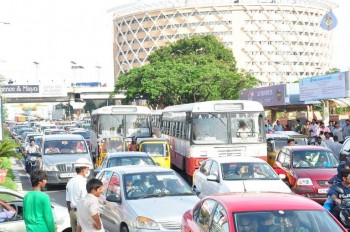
[112,0,337,85]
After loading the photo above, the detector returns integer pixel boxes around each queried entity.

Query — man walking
[77,178,104,232]
[66,158,92,232]
[343,119,350,140]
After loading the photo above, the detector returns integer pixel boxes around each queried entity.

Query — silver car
[96,166,200,232]
[0,187,71,232]
[41,134,94,189]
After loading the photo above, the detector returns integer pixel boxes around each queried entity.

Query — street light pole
[96,66,101,86]
[33,61,39,83]
[70,61,84,86]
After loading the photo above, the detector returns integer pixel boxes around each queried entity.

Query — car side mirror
[207,174,219,183]
[106,194,121,203]
[282,162,290,168]
[192,186,201,196]
[279,174,286,180]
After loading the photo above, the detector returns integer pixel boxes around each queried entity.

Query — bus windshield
[98,115,151,138]
[192,112,264,144]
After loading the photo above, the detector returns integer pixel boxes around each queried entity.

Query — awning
[330,98,350,107]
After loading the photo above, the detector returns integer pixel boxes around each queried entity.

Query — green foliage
[114,35,260,108]
[336,106,350,115]
[325,67,340,74]
[0,139,22,160]
[0,158,17,191]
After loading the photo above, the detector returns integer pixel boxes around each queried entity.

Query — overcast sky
[0,0,348,86]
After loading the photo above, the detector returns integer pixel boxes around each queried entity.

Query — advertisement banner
[1,85,66,98]
[299,72,346,101]
[240,84,286,106]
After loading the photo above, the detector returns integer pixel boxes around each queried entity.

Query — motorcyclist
[327,168,350,220]
[25,138,40,173]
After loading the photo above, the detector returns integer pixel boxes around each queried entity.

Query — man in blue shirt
[0,200,16,222]
[328,168,350,220]
[273,120,284,131]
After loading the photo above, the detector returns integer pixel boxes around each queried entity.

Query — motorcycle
[27,152,42,174]
[335,187,350,229]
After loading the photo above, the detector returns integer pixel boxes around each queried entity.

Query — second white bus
[160,100,266,178]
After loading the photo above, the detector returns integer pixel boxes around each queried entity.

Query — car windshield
[43,140,88,155]
[124,171,194,200]
[141,143,168,157]
[234,211,343,232]
[292,150,339,169]
[107,156,155,167]
[221,162,279,180]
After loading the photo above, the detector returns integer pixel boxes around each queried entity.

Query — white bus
[90,105,153,155]
[161,100,266,178]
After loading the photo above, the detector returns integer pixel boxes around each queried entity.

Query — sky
[0,0,349,87]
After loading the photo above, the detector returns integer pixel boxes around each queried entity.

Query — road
[16,159,67,207]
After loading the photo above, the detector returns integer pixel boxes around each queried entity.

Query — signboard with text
[240,84,286,106]
[299,72,346,101]
[1,85,66,98]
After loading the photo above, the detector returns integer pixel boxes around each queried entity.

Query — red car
[274,145,338,203]
[181,192,346,232]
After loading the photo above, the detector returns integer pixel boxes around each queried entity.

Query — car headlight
[136,216,160,230]
[297,178,313,186]
[43,163,58,171]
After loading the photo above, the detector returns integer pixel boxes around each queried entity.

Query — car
[274,145,338,203]
[40,134,94,188]
[340,137,350,157]
[96,165,200,232]
[0,186,71,232]
[192,157,291,198]
[43,129,67,135]
[181,192,347,232]
[70,129,92,151]
[94,151,156,176]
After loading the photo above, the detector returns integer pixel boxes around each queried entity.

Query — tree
[325,67,340,74]
[114,35,260,108]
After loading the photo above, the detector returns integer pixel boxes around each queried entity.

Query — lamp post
[70,61,84,86]
[33,61,39,83]
[96,66,101,86]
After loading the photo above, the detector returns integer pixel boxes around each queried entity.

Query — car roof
[102,165,174,174]
[267,134,290,139]
[285,145,332,151]
[206,192,324,212]
[138,138,169,143]
[43,134,84,141]
[206,156,266,163]
[106,152,151,158]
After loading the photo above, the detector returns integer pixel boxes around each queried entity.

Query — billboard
[299,72,347,101]
[240,84,286,106]
[1,84,66,98]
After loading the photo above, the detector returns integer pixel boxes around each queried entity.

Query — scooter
[27,152,41,174]
[335,187,350,229]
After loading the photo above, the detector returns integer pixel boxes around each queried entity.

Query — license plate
[318,188,329,194]
[60,173,75,178]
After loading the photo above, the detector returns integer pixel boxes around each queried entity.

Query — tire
[121,225,129,232]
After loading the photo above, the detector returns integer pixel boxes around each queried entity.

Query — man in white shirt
[309,120,319,138]
[328,135,343,159]
[77,178,104,232]
[66,158,92,232]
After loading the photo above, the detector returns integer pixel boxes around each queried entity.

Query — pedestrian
[66,158,92,232]
[25,138,41,173]
[23,170,55,232]
[77,178,104,232]
[328,135,343,159]
[287,138,295,146]
[295,119,302,134]
[301,121,311,136]
[128,136,137,151]
[323,132,334,147]
[319,121,330,134]
[273,120,284,131]
[315,136,328,148]
[333,122,344,142]
[309,119,319,138]
[343,119,350,140]
[328,121,335,133]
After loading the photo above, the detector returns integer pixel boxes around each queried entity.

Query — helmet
[74,158,92,168]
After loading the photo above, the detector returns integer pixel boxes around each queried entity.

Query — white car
[0,187,71,232]
[192,156,291,198]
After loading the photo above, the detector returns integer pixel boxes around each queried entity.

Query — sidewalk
[10,157,31,193]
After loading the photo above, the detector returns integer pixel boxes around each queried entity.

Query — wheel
[121,225,129,232]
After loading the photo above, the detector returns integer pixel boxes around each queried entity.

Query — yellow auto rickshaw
[267,132,308,167]
[95,135,126,167]
[138,138,171,168]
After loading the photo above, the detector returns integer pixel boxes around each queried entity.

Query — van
[40,134,93,189]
